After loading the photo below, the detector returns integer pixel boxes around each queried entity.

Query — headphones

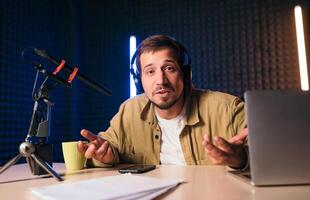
[130,40,192,94]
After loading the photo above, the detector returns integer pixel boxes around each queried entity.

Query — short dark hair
[135,35,188,71]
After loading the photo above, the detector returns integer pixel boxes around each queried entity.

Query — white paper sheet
[30,174,183,200]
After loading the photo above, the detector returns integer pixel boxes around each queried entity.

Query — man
[78,35,248,169]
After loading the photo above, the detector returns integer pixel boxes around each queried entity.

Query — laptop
[230,90,310,186]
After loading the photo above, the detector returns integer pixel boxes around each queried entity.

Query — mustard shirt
[97,89,246,166]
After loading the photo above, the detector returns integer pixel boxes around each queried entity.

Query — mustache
[153,84,175,94]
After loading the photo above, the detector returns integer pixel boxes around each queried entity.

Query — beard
[152,99,179,110]
[151,91,184,110]
[150,83,185,110]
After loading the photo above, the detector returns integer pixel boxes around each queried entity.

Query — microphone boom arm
[33,48,112,96]
[62,64,112,96]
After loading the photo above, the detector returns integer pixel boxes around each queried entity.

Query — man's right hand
[77,129,114,164]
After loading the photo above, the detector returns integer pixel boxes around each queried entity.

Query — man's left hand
[202,128,248,168]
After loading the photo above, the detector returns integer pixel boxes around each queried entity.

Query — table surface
[1,163,310,200]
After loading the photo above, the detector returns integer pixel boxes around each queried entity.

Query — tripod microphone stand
[0,63,73,181]
[1,47,112,181]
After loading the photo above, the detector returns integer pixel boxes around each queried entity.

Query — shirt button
[155,135,159,139]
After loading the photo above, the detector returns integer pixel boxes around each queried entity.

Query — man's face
[140,48,184,110]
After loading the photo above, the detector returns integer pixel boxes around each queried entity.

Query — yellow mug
[62,141,86,170]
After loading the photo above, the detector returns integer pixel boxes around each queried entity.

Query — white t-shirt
[156,109,186,165]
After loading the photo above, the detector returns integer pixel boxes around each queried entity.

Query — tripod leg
[0,154,23,174]
[26,157,35,175]
[31,154,63,181]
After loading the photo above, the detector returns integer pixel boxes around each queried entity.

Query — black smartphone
[118,164,156,174]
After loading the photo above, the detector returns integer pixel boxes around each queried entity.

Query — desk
[1,163,310,200]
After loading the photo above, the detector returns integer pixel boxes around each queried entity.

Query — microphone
[32,48,112,96]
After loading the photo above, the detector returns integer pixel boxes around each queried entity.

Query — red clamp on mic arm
[53,59,66,75]
[67,67,78,83]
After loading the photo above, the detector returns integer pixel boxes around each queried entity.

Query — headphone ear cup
[182,65,191,86]
[182,50,192,86]
[130,51,144,94]
[134,71,143,94]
